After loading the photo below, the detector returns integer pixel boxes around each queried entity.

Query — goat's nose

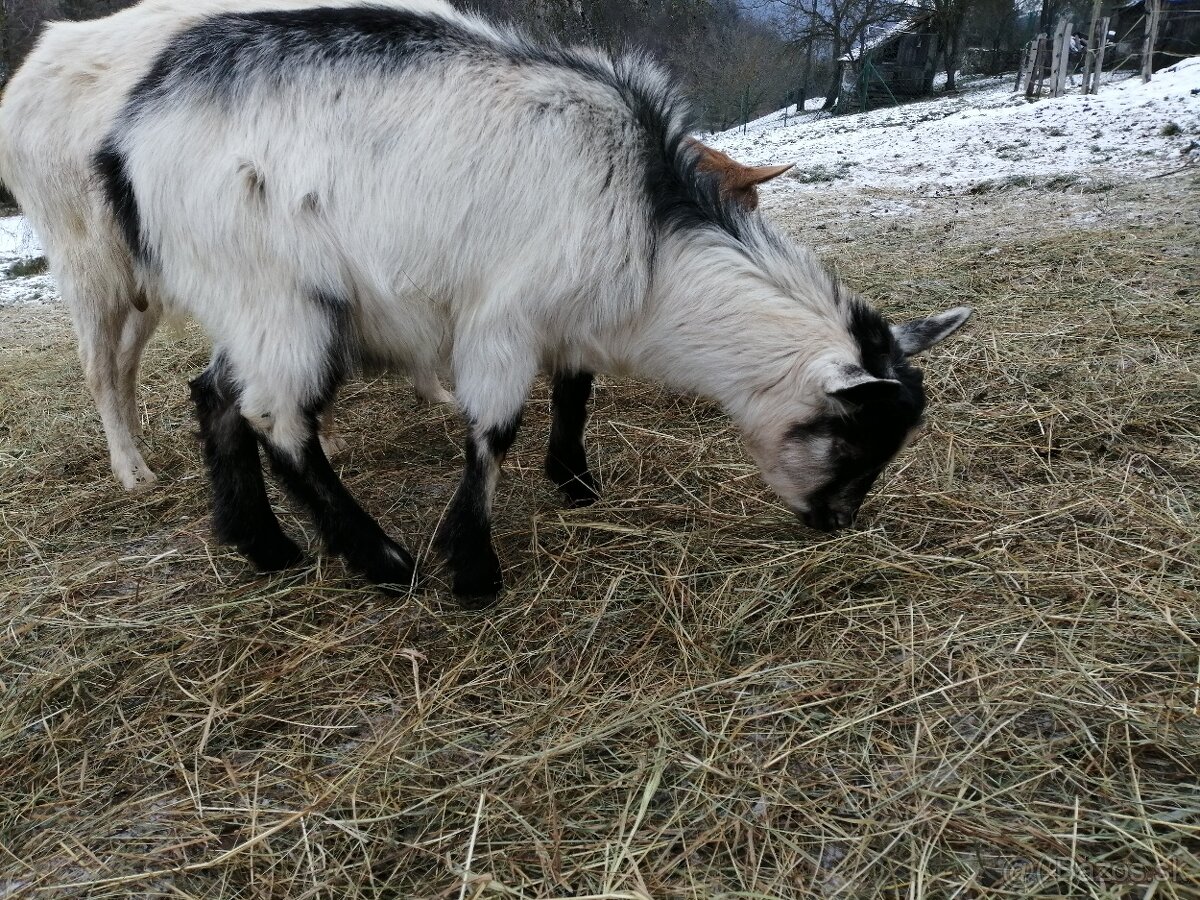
[798,509,838,532]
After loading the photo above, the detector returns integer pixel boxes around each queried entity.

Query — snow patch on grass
[0,215,56,308]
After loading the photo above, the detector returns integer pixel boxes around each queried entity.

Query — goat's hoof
[116,461,158,493]
[547,462,599,507]
[561,476,600,507]
[420,387,455,405]
[414,376,454,405]
[242,532,305,572]
[453,585,502,610]
[450,555,503,609]
[356,538,416,591]
[319,431,349,457]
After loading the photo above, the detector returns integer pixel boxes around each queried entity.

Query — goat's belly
[353,299,450,375]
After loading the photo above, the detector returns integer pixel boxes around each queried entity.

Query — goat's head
[745,306,973,531]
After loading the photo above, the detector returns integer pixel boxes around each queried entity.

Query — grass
[1,176,1198,898]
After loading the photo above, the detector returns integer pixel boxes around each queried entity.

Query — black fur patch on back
[93,138,151,266]
[129,6,482,107]
[118,4,744,253]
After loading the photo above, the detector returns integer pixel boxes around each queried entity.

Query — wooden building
[835,11,941,113]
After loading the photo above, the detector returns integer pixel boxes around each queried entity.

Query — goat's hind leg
[260,425,415,590]
[189,361,304,572]
[241,355,413,589]
[68,279,156,491]
[435,327,535,605]
[545,371,599,507]
[212,293,413,590]
[115,296,161,445]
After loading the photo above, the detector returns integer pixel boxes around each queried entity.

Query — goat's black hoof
[450,551,503,609]
[354,537,416,591]
[546,460,600,507]
[562,476,600,507]
[240,532,305,573]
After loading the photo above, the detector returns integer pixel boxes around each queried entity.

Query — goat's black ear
[892,306,973,357]
[827,367,902,407]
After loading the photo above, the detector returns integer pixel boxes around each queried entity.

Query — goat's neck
[619,241,846,429]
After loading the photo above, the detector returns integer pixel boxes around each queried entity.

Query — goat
[95,4,972,604]
[0,0,453,493]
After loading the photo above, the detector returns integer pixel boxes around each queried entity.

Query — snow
[706,58,1200,197]
[0,216,41,258]
[728,97,831,135]
[0,216,53,308]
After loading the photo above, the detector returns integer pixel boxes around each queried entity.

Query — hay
[1,176,1197,898]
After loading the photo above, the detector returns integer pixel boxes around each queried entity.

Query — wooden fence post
[1081,0,1103,90]
[1026,33,1047,97]
[1017,41,1035,91]
[1142,0,1161,81]
[1091,16,1110,92]
[1049,24,1064,96]
[1049,18,1072,97]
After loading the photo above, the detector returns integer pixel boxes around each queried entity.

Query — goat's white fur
[0,0,453,492]
[92,4,970,593]
[109,6,934,509]
[122,61,828,417]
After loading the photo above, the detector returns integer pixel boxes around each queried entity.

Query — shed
[835,11,941,113]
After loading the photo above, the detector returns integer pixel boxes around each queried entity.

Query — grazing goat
[0,0,453,493]
[95,3,972,603]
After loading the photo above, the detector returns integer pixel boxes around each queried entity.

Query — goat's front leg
[435,336,533,606]
[435,418,522,605]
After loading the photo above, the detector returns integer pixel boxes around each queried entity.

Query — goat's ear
[688,138,794,209]
[738,161,794,188]
[827,367,902,407]
[891,306,973,357]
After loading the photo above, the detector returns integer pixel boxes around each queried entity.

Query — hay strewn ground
[1,176,1198,898]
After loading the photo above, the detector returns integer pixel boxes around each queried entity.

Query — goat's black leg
[261,432,415,591]
[434,417,522,607]
[190,365,304,572]
[545,371,599,507]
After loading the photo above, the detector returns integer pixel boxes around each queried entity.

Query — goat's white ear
[891,306,973,357]
[827,368,902,406]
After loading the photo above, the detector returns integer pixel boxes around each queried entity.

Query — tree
[468,0,801,131]
[765,0,908,110]
[2,0,57,80]
[925,0,973,90]
[963,0,1023,74]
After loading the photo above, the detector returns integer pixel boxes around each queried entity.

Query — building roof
[838,10,936,62]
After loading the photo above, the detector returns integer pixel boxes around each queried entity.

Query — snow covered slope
[707,59,1200,196]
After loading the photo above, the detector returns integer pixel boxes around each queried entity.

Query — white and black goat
[0,0,453,493]
[94,3,972,603]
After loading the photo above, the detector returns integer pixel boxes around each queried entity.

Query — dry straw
[1,175,1197,897]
